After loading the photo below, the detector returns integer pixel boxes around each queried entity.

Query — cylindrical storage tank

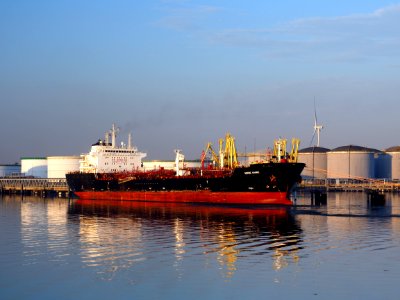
[327,145,375,180]
[0,164,21,177]
[385,146,400,180]
[21,157,48,178]
[47,156,80,178]
[375,151,391,179]
[298,146,329,179]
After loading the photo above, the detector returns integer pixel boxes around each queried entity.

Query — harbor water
[1,193,400,299]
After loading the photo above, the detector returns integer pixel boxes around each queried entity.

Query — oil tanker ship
[66,125,305,205]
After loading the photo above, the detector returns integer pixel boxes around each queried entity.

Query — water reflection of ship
[68,200,303,278]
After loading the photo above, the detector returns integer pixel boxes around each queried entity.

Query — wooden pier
[0,178,70,197]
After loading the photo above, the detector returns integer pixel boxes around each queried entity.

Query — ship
[66,124,305,206]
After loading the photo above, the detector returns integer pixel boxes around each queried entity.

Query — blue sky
[1,0,400,162]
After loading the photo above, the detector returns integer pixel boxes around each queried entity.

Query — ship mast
[111,123,119,148]
[128,132,132,149]
[175,149,185,176]
[105,130,110,145]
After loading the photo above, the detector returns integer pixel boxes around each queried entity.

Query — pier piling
[367,190,386,206]
[311,190,327,206]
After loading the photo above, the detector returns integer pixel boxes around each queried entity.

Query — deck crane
[273,138,300,163]
[222,133,238,169]
[201,133,239,169]
[273,138,287,162]
[201,142,220,169]
[289,138,300,163]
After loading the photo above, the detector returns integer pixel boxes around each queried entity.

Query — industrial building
[0,164,21,177]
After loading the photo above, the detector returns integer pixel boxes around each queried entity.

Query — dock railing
[298,178,400,192]
[0,178,69,196]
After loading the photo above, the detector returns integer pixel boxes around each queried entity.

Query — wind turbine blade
[309,129,316,147]
[314,100,318,124]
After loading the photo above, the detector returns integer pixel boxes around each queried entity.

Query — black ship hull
[66,162,305,205]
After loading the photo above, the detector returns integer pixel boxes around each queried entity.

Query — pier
[0,178,70,197]
[298,179,400,193]
[2,177,400,199]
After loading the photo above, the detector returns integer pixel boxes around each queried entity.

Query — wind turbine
[310,101,324,147]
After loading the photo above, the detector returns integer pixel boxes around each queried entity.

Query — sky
[1,0,400,162]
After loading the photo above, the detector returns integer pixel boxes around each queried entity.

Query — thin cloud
[156,3,222,31]
[218,5,400,62]
[159,3,400,62]
[286,4,400,35]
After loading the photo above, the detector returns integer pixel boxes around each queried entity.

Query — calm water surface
[1,193,400,299]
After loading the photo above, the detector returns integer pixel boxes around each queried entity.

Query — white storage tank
[47,156,80,178]
[0,164,21,177]
[21,157,48,178]
[298,146,330,179]
[327,145,375,180]
[385,146,400,180]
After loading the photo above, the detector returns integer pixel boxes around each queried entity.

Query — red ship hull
[74,190,293,206]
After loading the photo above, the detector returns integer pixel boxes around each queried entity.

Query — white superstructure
[174,149,185,176]
[80,124,147,173]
